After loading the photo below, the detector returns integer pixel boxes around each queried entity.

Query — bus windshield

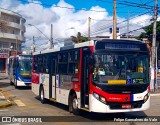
[92,54,149,85]
[19,60,32,78]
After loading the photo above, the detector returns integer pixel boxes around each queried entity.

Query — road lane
[0,79,160,125]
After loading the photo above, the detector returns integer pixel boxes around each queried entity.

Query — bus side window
[33,55,38,73]
[38,55,43,73]
[68,50,79,74]
[58,52,68,74]
[13,58,16,74]
[51,55,57,75]
[43,54,49,73]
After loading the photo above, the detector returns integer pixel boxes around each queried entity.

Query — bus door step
[49,98,57,102]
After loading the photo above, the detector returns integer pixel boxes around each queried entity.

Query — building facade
[0,8,26,73]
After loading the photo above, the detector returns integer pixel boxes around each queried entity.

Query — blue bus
[9,54,32,88]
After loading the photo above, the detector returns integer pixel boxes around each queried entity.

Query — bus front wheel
[14,78,17,88]
[69,94,80,115]
[10,79,13,85]
[40,86,46,104]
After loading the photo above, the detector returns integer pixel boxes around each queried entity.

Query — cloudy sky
[0,0,159,50]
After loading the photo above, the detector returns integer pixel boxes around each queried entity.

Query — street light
[64,27,75,37]
[28,24,53,49]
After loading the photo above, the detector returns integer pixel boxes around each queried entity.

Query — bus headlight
[18,77,22,81]
[93,92,99,99]
[99,96,106,103]
[143,93,149,103]
[93,92,106,104]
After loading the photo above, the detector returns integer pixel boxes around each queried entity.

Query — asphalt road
[0,79,160,125]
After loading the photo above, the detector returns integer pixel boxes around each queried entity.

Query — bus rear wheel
[69,94,80,115]
[40,86,46,104]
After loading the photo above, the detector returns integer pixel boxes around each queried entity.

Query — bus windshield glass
[92,54,149,85]
[19,60,32,78]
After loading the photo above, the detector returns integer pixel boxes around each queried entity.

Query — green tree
[138,21,160,59]
[71,32,88,43]
[138,21,160,41]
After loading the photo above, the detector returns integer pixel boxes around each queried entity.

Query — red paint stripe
[91,84,131,102]
[89,46,94,52]
[32,72,39,84]
[148,85,150,92]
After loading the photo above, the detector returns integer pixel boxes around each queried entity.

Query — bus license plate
[122,104,132,109]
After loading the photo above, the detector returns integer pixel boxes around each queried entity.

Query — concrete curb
[150,93,160,96]
[0,77,8,80]
[0,90,13,108]
[0,100,12,108]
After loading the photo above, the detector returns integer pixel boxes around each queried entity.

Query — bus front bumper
[89,94,150,113]
[17,80,31,86]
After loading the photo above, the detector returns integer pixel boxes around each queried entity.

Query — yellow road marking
[14,100,26,107]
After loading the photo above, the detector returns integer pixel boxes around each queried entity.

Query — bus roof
[33,39,146,55]
[9,54,32,58]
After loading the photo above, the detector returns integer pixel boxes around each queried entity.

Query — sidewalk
[150,88,160,96]
[0,73,8,80]
[0,89,12,108]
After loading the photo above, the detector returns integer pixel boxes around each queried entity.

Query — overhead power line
[87,11,150,36]
[18,0,107,13]
[95,0,155,10]
[17,0,155,13]
[118,26,146,36]
[91,18,112,21]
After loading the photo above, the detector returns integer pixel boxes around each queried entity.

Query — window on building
[21,31,24,36]
[2,42,9,48]
[0,42,2,48]
[12,30,15,34]
[11,43,16,50]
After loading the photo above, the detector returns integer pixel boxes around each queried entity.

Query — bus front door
[81,48,90,109]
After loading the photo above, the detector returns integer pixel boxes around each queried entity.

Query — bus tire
[69,94,80,115]
[10,80,13,85]
[40,86,46,104]
[14,78,18,88]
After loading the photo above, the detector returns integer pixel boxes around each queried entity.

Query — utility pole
[127,12,130,38]
[33,36,35,52]
[50,24,53,49]
[88,17,91,40]
[113,0,117,39]
[151,0,158,92]
[16,36,18,55]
